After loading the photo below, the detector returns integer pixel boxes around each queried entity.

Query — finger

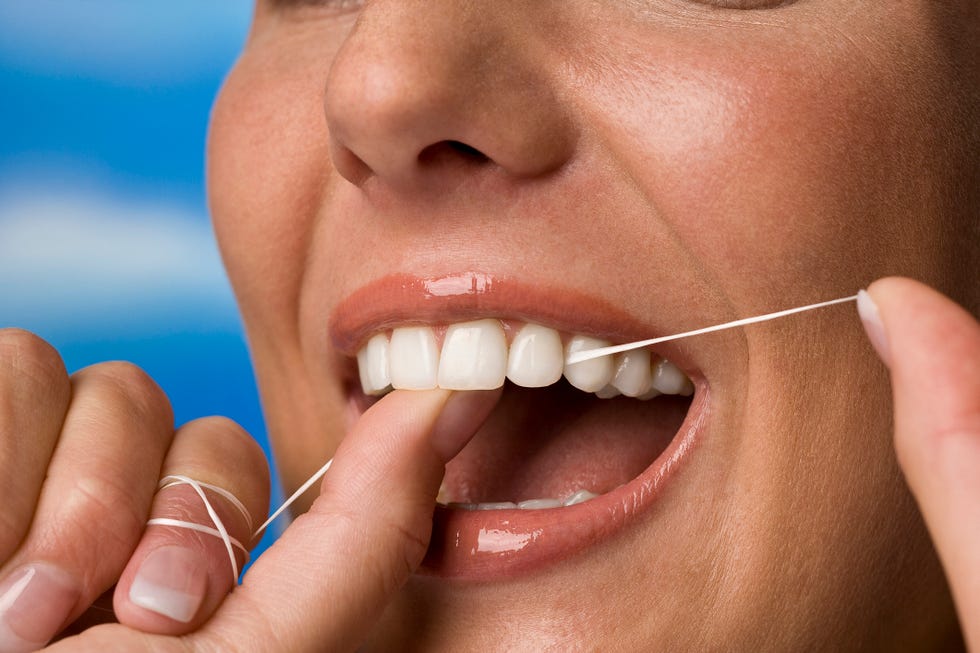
[197,388,499,652]
[859,276,980,650]
[0,361,173,652]
[0,329,71,561]
[113,416,270,634]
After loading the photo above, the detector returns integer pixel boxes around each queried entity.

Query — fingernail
[430,389,502,460]
[857,289,891,366]
[0,563,79,652]
[129,546,207,623]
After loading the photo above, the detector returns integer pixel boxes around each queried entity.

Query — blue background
[0,2,285,558]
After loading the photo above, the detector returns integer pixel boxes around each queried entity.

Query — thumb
[200,388,500,652]
[859,276,980,650]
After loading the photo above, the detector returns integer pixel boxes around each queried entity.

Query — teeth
[438,489,599,511]
[651,358,695,396]
[389,326,440,390]
[356,333,391,395]
[637,387,662,401]
[563,335,615,392]
[517,498,563,510]
[594,384,621,399]
[507,324,564,388]
[562,489,599,506]
[438,319,508,390]
[473,502,518,510]
[356,321,696,397]
[610,349,653,397]
[443,501,517,510]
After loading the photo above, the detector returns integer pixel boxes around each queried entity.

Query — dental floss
[153,292,860,583]
[564,294,859,365]
[145,460,334,584]
[146,475,252,582]
[253,458,333,538]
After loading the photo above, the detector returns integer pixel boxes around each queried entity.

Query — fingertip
[114,519,242,635]
[856,288,890,366]
[120,545,209,627]
[865,276,980,462]
[430,388,503,460]
[863,277,980,386]
[326,387,501,497]
[114,417,269,636]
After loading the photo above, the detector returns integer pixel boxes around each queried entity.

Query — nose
[324,1,576,190]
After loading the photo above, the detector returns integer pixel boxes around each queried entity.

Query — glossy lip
[423,388,707,580]
[329,271,708,580]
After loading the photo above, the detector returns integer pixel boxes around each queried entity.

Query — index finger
[859,276,980,650]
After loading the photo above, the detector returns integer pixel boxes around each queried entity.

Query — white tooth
[389,326,440,390]
[474,502,518,511]
[563,489,599,506]
[594,384,621,399]
[507,323,564,388]
[651,358,694,395]
[517,498,563,510]
[437,319,507,390]
[637,387,662,401]
[610,349,653,397]
[563,335,615,392]
[356,333,391,395]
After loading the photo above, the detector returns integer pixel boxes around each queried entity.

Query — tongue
[441,383,690,504]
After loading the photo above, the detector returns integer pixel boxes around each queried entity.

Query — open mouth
[331,273,707,579]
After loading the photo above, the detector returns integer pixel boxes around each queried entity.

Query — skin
[0,1,976,651]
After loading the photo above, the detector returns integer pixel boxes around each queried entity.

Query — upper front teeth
[356,321,694,397]
[506,324,564,387]
[437,319,508,390]
[356,333,391,395]
[389,326,440,390]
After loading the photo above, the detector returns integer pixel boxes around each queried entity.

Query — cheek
[208,47,333,345]
[206,30,355,495]
[577,22,948,306]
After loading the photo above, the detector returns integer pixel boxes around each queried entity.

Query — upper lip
[328,271,700,374]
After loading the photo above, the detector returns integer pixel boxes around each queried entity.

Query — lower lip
[419,387,709,580]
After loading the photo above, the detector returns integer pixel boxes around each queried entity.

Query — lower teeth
[440,488,600,511]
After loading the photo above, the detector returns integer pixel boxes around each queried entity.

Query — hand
[32,370,497,652]
[859,277,980,650]
[0,329,271,651]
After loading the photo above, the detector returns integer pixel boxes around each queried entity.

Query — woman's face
[208,1,977,649]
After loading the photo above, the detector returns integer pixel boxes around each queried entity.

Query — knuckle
[35,475,145,574]
[384,517,429,580]
[186,416,254,451]
[932,417,980,444]
[179,415,270,494]
[311,505,426,594]
[81,479,142,544]
[198,416,268,471]
[75,361,174,427]
[0,327,68,389]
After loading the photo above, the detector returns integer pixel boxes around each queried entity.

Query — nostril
[447,140,490,161]
[418,140,491,167]
[329,139,374,186]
